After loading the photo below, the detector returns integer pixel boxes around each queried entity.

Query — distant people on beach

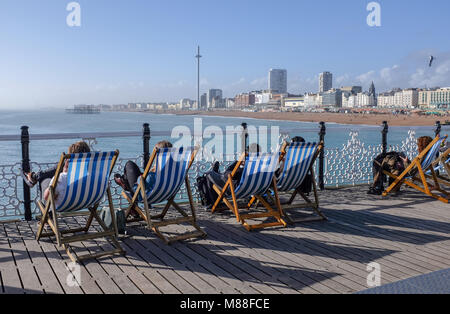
[368,136,433,195]
[22,141,91,205]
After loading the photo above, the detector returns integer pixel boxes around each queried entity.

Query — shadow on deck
[0,185,449,294]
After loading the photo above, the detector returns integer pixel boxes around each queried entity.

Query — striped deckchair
[122,147,206,244]
[427,148,450,187]
[383,135,450,203]
[36,151,125,263]
[276,141,326,223]
[211,152,287,231]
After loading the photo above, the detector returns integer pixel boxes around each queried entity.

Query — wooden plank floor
[0,186,449,294]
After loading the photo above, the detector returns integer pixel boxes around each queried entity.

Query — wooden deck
[1,186,449,294]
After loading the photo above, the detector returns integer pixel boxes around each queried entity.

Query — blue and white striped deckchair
[211,152,287,231]
[275,141,326,223]
[383,135,449,203]
[123,147,206,244]
[36,151,125,263]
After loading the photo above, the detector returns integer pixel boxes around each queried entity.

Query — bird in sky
[429,55,435,67]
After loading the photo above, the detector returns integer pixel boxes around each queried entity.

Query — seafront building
[377,88,418,109]
[418,87,450,109]
[207,89,223,109]
[283,96,305,110]
[234,92,255,108]
[319,71,333,93]
[268,69,287,94]
[321,88,342,107]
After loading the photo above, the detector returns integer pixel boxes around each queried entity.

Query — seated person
[42,141,91,207]
[22,141,91,193]
[277,136,313,195]
[114,140,173,194]
[368,136,433,195]
[206,143,261,191]
[22,141,90,197]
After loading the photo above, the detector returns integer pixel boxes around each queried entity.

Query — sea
[0,110,445,166]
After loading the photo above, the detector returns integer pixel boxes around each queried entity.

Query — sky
[0,0,450,109]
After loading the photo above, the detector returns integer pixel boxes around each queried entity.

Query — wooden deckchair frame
[275,141,327,224]
[36,150,125,263]
[382,136,450,204]
[211,153,287,231]
[122,147,206,244]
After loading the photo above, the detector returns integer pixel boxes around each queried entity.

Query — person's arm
[44,187,50,201]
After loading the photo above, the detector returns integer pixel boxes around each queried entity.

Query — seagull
[429,55,435,67]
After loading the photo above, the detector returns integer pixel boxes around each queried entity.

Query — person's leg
[207,171,228,190]
[369,154,384,194]
[34,166,57,184]
[40,178,52,200]
[123,161,142,190]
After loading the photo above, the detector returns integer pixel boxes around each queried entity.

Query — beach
[172,110,447,127]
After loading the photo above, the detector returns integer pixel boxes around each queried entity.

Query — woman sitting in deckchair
[368,136,433,195]
[22,141,91,198]
[42,141,91,206]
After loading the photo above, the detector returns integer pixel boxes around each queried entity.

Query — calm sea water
[0,110,444,166]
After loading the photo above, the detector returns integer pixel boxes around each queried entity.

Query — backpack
[196,173,219,208]
[99,207,126,235]
[298,174,313,194]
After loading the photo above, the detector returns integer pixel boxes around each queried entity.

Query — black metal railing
[2,120,446,220]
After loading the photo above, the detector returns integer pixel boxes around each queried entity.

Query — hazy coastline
[167,110,446,127]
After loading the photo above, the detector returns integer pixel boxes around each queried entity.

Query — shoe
[21,171,37,188]
[114,174,128,191]
[367,188,383,195]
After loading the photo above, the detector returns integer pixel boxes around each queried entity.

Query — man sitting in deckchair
[275,139,326,223]
[382,135,449,203]
[116,141,206,244]
[114,141,173,208]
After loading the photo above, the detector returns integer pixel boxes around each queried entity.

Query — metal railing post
[318,122,326,190]
[143,123,151,168]
[382,121,389,155]
[241,122,248,155]
[435,121,441,137]
[21,126,32,221]
[381,121,389,184]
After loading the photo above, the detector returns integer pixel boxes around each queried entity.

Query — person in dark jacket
[368,136,433,195]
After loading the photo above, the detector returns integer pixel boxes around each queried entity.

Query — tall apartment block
[268,69,287,94]
[319,72,333,93]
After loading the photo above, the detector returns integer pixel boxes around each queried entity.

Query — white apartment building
[304,93,321,107]
[418,88,450,109]
[342,92,374,108]
[255,92,272,105]
[179,98,195,109]
[283,97,305,109]
[377,89,418,108]
[226,98,235,109]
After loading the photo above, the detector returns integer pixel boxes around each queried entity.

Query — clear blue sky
[1,0,449,108]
